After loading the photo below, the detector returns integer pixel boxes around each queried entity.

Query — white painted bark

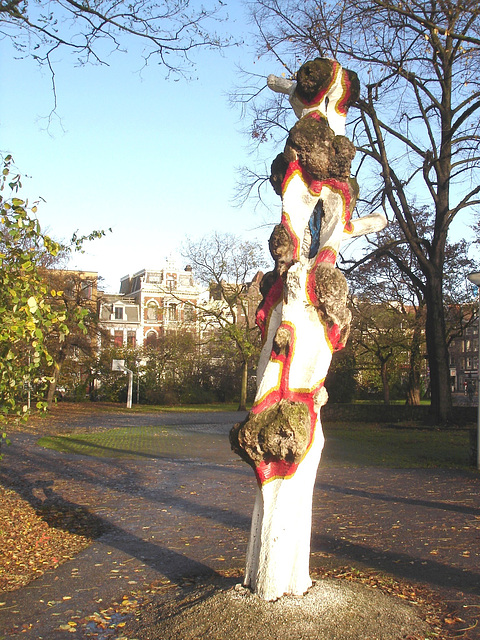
[244,423,325,601]
[243,217,337,601]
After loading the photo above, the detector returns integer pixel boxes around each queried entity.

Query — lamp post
[467,271,480,470]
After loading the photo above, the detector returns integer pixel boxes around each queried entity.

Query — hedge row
[322,403,477,425]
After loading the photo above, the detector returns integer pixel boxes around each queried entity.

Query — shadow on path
[319,481,480,516]
[313,532,480,596]
[0,482,224,639]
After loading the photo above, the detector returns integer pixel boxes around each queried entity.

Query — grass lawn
[90,402,242,414]
[37,421,476,469]
[37,425,225,461]
[322,422,474,469]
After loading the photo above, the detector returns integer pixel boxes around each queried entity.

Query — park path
[0,410,479,639]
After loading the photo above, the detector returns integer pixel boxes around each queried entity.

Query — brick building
[449,321,479,393]
[98,262,207,347]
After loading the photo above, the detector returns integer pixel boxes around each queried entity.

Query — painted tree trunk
[230,59,387,601]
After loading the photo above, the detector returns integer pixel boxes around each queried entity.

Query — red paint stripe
[327,323,342,351]
[306,247,337,309]
[280,213,300,261]
[254,384,323,485]
[283,160,353,207]
[256,275,284,341]
[251,320,324,485]
[256,458,298,484]
[305,111,323,122]
[335,69,352,116]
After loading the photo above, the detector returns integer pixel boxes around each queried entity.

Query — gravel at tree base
[121,577,432,640]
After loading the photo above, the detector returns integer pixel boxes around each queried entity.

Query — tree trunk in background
[238,360,248,411]
[380,360,390,405]
[46,349,67,408]
[405,310,425,406]
[425,275,452,422]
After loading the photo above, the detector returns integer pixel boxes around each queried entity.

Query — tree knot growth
[230,399,311,469]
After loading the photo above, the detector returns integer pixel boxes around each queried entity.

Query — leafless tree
[345,209,478,404]
[1,0,233,107]
[231,0,480,422]
[182,232,267,411]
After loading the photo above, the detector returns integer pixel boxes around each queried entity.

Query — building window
[114,306,124,320]
[166,276,177,291]
[167,303,177,322]
[184,303,195,322]
[127,332,136,347]
[114,330,124,347]
[146,331,158,346]
[146,301,159,322]
[81,280,93,299]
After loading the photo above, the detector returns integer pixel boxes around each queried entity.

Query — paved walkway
[0,411,479,639]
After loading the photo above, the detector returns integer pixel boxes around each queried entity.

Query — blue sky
[2,3,474,294]
[0,4,279,291]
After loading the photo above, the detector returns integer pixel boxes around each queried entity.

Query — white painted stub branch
[230,58,387,601]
